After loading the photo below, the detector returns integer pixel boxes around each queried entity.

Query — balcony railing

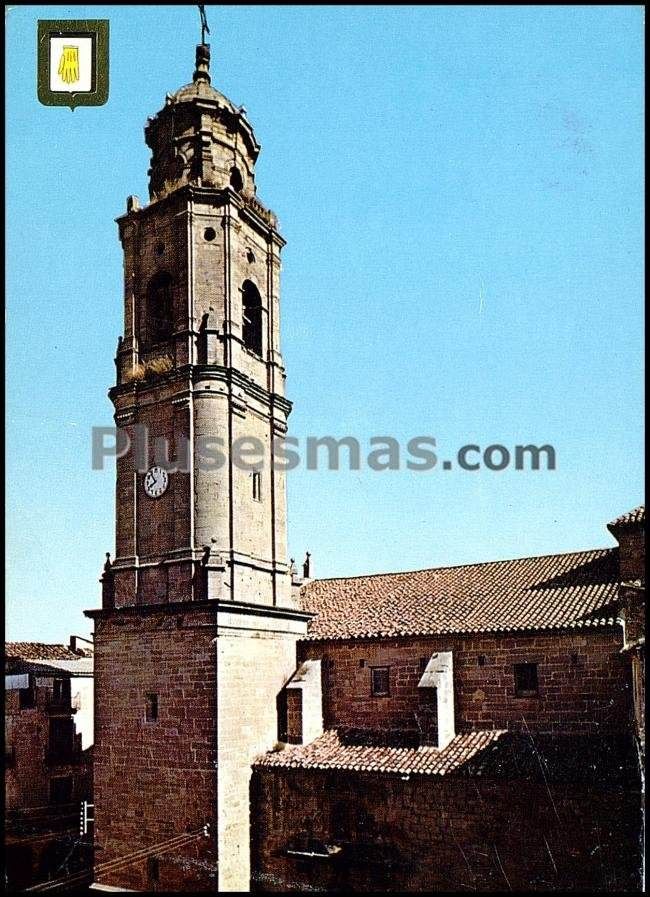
[242,191,277,228]
[46,690,73,712]
[47,699,73,713]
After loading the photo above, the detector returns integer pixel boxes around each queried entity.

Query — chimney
[69,635,94,655]
[607,505,645,583]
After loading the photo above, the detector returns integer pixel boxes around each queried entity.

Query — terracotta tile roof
[607,505,645,530]
[6,657,94,678]
[255,730,636,785]
[5,642,93,661]
[255,729,505,777]
[301,548,620,641]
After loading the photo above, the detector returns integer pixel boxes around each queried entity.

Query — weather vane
[198,5,210,45]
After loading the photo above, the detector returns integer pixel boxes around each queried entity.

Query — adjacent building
[4,638,94,889]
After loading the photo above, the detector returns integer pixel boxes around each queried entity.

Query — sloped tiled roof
[256,729,504,777]
[607,505,645,530]
[6,658,94,678]
[256,729,636,785]
[301,548,620,641]
[5,642,92,660]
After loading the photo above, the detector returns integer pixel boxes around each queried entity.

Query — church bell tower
[111,40,295,610]
[87,39,310,892]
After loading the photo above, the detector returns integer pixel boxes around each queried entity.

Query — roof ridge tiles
[307,546,617,585]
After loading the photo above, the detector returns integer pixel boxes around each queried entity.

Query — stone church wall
[251,766,642,892]
[299,628,629,735]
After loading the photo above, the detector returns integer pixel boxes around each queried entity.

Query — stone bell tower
[87,41,310,892]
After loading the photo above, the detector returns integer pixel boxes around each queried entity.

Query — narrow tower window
[252,471,262,502]
[230,166,244,193]
[242,280,263,357]
[145,693,159,723]
[146,272,173,346]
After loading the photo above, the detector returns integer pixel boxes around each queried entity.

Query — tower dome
[144,44,260,202]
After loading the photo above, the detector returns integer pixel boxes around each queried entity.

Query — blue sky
[6,5,644,642]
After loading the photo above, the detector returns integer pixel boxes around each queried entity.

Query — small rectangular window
[252,471,262,502]
[19,675,36,709]
[48,718,74,762]
[147,856,160,883]
[52,678,71,706]
[145,694,158,723]
[371,666,390,697]
[514,662,539,697]
[418,657,428,674]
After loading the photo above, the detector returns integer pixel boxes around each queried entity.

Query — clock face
[144,466,169,498]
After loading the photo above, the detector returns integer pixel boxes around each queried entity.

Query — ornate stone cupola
[144,43,261,202]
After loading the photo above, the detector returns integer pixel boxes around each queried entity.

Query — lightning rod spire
[198,5,210,45]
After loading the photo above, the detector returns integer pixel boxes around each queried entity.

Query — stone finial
[303,552,312,580]
[289,558,296,576]
[101,553,114,609]
[126,195,140,212]
[193,43,211,84]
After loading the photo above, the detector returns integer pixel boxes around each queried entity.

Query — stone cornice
[109,364,292,417]
[85,598,312,629]
[84,600,218,622]
[216,600,313,637]
[196,366,292,416]
[216,599,312,623]
[116,186,284,246]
